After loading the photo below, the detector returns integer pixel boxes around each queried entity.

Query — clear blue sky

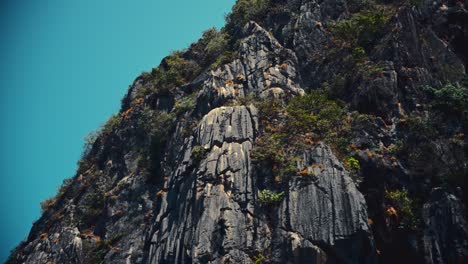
[0,0,235,261]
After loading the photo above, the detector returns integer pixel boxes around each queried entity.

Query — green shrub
[226,0,271,33]
[191,145,207,165]
[102,114,121,135]
[137,107,174,135]
[79,190,105,228]
[258,189,284,204]
[202,28,230,63]
[252,91,352,181]
[137,109,176,181]
[344,156,360,175]
[251,132,287,163]
[424,83,468,115]
[151,51,200,94]
[210,51,235,70]
[83,233,124,264]
[385,189,417,230]
[173,93,197,116]
[82,130,99,158]
[329,7,391,52]
[253,253,266,264]
[286,90,346,136]
[40,197,56,213]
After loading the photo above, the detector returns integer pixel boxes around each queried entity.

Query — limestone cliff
[7,0,467,263]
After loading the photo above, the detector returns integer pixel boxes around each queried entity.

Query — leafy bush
[83,233,124,264]
[79,190,105,228]
[191,145,207,165]
[258,189,284,204]
[226,0,271,33]
[344,156,361,175]
[424,83,468,115]
[210,51,235,70]
[40,197,56,213]
[102,114,121,135]
[329,7,391,52]
[201,28,230,64]
[396,116,438,162]
[385,189,417,230]
[251,132,287,164]
[253,253,266,263]
[142,110,176,181]
[151,51,200,94]
[82,130,99,158]
[173,93,197,116]
[252,91,351,181]
[286,90,346,136]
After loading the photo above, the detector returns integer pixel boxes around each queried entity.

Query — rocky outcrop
[278,143,375,263]
[7,0,467,263]
[146,105,374,263]
[197,22,304,114]
[422,188,468,264]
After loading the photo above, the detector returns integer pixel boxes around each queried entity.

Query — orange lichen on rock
[135,97,144,105]
[80,232,102,242]
[386,207,398,218]
[122,107,134,120]
[305,138,315,145]
[114,210,124,217]
[366,149,376,158]
[274,175,282,184]
[298,168,309,176]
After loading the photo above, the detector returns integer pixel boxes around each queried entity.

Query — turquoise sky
[0,0,235,261]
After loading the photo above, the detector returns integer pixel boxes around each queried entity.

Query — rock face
[422,188,468,264]
[147,123,374,263]
[279,143,375,264]
[8,0,468,263]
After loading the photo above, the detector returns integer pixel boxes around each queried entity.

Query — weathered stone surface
[144,105,374,263]
[196,22,304,113]
[278,143,376,263]
[8,0,468,263]
[422,188,468,264]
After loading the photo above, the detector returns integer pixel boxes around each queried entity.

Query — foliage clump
[226,0,271,33]
[344,156,361,175]
[191,145,208,166]
[79,190,105,229]
[258,189,284,204]
[150,51,201,95]
[83,233,124,264]
[173,93,197,116]
[253,252,266,263]
[200,28,231,67]
[40,197,56,213]
[329,7,391,53]
[286,90,346,136]
[385,189,418,230]
[252,91,353,181]
[324,4,393,98]
[424,82,468,116]
[102,114,122,135]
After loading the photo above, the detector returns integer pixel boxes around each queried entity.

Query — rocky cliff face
[7,0,467,263]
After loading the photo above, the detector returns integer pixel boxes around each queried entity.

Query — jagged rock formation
[7,0,467,263]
